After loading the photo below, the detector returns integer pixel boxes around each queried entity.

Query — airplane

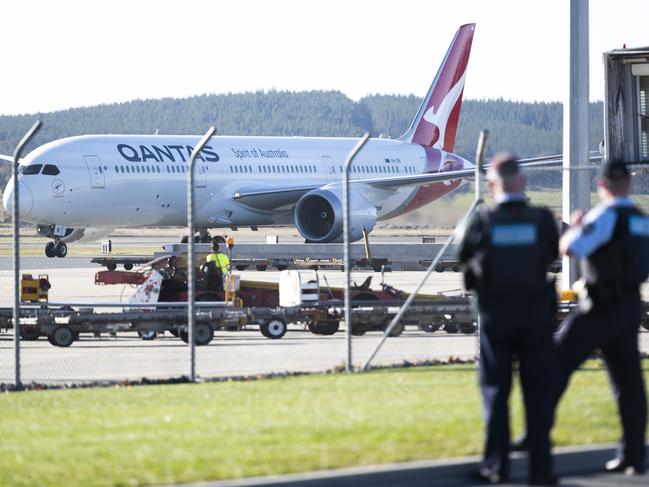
[0,23,522,258]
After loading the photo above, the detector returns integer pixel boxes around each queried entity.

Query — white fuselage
[3,134,469,231]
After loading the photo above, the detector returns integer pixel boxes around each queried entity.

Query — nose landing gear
[45,240,67,258]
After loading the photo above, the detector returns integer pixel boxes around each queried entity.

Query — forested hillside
[0,92,603,218]
[0,91,603,157]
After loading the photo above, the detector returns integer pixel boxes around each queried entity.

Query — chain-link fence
[2,151,649,388]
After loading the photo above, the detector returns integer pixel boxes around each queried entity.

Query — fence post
[12,121,42,389]
[343,133,370,373]
[187,126,216,383]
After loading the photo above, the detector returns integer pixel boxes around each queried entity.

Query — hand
[570,209,584,226]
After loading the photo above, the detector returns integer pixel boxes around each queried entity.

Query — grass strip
[0,362,647,486]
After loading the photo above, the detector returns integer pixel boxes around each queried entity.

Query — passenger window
[23,164,43,175]
[42,164,60,176]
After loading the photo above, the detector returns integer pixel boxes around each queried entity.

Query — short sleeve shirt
[563,197,635,258]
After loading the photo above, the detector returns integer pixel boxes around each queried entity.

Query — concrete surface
[176,443,648,487]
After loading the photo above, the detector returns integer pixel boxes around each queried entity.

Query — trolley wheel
[308,320,339,335]
[351,324,367,336]
[259,318,287,339]
[180,323,214,345]
[55,241,68,258]
[124,262,134,271]
[382,321,404,337]
[106,262,117,271]
[196,323,214,345]
[255,265,267,271]
[49,326,74,347]
[276,264,288,271]
[459,322,477,334]
[181,235,189,243]
[212,235,226,244]
[420,322,442,333]
[20,326,41,341]
[45,241,56,258]
[137,329,157,340]
[444,324,459,334]
[235,265,247,271]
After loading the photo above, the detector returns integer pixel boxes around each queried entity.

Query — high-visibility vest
[206,252,230,273]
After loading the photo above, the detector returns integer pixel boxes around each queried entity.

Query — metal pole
[474,130,488,203]
[12,121,42,389]
[187,126,216,382]
[362,130,488,371]
[473,130,488,361]
[562,0,590,289]
[343,133,370,373]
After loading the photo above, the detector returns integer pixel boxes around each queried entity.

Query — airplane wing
[232,154,595,208]
[0,154,18,163]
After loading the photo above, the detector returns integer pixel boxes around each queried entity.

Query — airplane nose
[3,179,34,218]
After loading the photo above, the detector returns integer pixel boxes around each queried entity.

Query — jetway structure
[604,45,649,164]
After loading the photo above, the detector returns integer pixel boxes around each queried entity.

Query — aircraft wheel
[259,319,287,339]
[55,241,68,258]
[444,324,459,334]
[45,242,56,258]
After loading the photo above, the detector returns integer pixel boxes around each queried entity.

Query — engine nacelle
[294,187,377,243]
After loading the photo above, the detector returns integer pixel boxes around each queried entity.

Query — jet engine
[294,187,377,243]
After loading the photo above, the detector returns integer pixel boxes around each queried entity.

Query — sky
[1,0,649,116]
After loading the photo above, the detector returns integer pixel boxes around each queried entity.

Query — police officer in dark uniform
[459,153,559,484]
[554,161,648,475]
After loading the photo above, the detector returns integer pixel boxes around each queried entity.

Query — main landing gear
[181,229,225,244]
[45,240,67,258]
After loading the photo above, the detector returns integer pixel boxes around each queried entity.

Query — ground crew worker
[205,241,230,291]
[515,161,648,475]
[458,153,559,485]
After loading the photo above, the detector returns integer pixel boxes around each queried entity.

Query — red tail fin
[400,24,475,151]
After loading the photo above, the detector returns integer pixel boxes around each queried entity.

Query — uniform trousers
[553,290,646,468]
[478,290,556,479]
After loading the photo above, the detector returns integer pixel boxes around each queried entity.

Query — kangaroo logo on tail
[400,24,475,152]
[423,70,468,150]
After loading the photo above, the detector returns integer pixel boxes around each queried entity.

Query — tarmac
[176,443,649,487]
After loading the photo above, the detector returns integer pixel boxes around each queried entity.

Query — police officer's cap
[487,152,520,180]
[600,161,630,181]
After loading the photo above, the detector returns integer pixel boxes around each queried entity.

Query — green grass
[0,363,647,486]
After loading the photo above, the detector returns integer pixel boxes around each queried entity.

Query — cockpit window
[42,164,60,175]
[22,164,43,175]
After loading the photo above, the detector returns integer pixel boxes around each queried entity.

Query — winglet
[400,24,475,151]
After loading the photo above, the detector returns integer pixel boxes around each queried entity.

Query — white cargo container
[279,270,319,307]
